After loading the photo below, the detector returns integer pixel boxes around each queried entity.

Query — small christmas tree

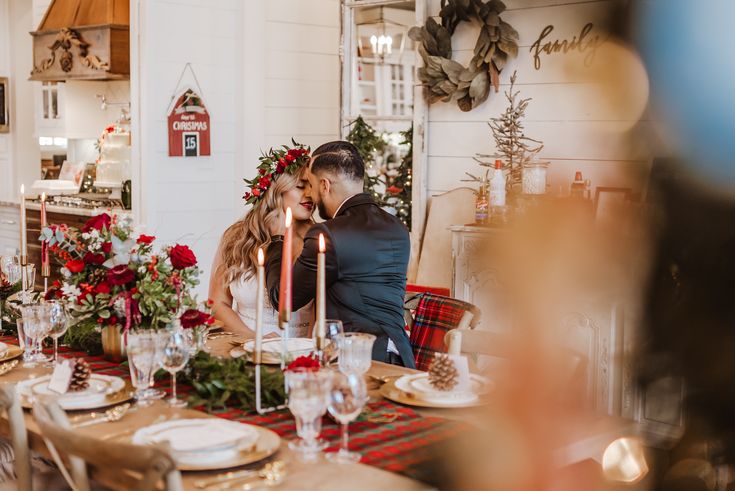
[346,116,386,206]
[475,71,543,193]
[384,125,413,229]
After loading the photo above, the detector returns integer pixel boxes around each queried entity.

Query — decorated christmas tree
[346,116,385,206]
[384,125,413,228]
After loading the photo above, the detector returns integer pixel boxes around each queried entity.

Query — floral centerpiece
[43,213,212,358]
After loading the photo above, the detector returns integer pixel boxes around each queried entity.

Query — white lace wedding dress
[230,276,313,338]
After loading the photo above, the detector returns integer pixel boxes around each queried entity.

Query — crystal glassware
[140,329,169,401]
[46,300,69,365]
[0,255,21,333]
[336,333,376,375]
[127,331,158,407]
[162,329,190,408]
[287,368,332,462]
[326,371,369,464]
[318,319,344,365]
[19,303,52,365]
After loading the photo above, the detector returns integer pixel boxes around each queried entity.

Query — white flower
[113,297,126,316]
[61,283,81,298]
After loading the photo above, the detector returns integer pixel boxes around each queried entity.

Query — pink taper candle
[278,208,293,326]
[255,248,264,363]
[40,192,50,278]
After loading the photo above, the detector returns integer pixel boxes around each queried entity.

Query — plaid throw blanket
[408,294,478,371]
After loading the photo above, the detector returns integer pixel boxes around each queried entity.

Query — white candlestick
[316,233,326,345]
[19,185,26,257]
[255,248,264,364]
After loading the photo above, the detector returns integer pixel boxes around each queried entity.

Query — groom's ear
[321,177,331,195]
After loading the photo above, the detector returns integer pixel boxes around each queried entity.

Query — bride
[209,145,314,338]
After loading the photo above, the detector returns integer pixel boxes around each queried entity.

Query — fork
[74,403,131,428]
[0,360,19,376]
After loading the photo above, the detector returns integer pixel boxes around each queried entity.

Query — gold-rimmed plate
[18,375,133,410]
[379,376,492,409]
[0,346,24,364]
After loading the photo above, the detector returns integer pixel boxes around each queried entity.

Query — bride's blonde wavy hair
[216,169,303,284]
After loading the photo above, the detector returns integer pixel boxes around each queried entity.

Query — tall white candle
[19,185,26,257]
[316,233,326,343]
[255,248,264,363]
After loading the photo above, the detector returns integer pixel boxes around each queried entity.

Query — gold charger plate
[379,377,491,409]
[164,425,280,472]
[20,379,134,410]
[0,346,24,363]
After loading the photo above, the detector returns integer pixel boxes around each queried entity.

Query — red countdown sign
[167,89,211,157]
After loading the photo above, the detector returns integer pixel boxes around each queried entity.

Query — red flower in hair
[65,260,85,273]
[252,188,261,197]
[258,176,270,188]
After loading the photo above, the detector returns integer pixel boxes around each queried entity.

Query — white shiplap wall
[425,0,652,197]
[133,0,340,297]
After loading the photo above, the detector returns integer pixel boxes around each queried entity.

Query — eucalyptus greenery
[181,351,286,411]
[409,0,519,112]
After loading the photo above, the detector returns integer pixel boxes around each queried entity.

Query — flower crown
[243,141,311,205]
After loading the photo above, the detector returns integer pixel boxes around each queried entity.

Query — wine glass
[140,329,169,401]
[19,304,52,366]
[326,371,369,464]
[0,256,21,333]
[336,333,376,375]
[316,319,343,365]
[46,300,69,364]
[162,330,190,408]
[287,368,332,462]
[127,331,157,407]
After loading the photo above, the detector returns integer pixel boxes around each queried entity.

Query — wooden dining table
[0,334,491,491]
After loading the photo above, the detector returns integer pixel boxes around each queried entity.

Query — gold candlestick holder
[254,320,290,415]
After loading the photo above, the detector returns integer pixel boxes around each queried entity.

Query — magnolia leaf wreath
[409,0,519,112]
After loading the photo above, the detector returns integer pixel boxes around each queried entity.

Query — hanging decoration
[167,63,211,157]
[409,0,519,112]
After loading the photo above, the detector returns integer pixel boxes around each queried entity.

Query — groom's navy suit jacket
[266,193,415,368]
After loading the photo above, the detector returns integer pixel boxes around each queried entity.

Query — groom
[265,141,415,367]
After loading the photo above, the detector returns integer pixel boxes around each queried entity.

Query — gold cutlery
[195,461,285,489]
[73,403,131,428]
[101,413,179,441]
[0,360,19,376]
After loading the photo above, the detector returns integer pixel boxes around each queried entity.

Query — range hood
[29,0,130,81]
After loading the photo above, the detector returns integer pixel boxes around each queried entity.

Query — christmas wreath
[409,0,519,112]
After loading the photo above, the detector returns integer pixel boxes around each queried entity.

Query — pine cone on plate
[69,358,91,392]
[428,353,459,391]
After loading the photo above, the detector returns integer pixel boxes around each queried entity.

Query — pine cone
[428,353,459,391]
[69,358,91,392]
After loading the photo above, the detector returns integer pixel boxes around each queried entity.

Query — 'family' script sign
[530,23,603,70]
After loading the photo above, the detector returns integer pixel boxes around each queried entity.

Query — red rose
[83,252,106,265]
[258,176,270,188]
[169,244,197,270]
[136,234,155,244]
[94,283,111,295]
[97,317,105,324]
[259,168,266,175]
[243,192,251,201]
[107,315,118,326]
[276,162,286,173]
[252,188,261,197]
[83,213,111,232]
[285,354,320,372]
[285,153,295,163]
[65,260,85,273]
[179,309,212,329]
[130,287,138,294]
[107,265,135,286]
[101,242,112,253]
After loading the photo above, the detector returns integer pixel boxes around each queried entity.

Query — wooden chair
[32,398,183,491]
[0,384,32,491]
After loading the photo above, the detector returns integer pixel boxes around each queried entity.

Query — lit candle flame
[319,233,325,253]
[257,247,264,266]
[285,207,292,228]
[20,184,24,195]
[41,192,46,202]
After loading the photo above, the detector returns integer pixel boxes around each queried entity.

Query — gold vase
[101,325,127,362]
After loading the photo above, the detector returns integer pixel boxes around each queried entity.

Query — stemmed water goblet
[326,370,369,464]
[127,330,158,407]
[0,256,21,333]
[317,319,344,366]
[19,304,52,366]
[162,329,190,408]
[287,368,332,462]
[46,300,69,365]
[336,333,375,375]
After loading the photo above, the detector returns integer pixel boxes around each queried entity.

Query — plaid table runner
[1,336,468,484]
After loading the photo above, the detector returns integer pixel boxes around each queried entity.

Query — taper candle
[40,192,50,279]
[255,248,264,363]
[316,233,326,343]
[19,185,26,257]
[278,207,293,327]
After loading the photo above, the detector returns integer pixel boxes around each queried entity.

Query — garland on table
[409,0,519,112]
[182,351,286,411]
[242,141,311,205]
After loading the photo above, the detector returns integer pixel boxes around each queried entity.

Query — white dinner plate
[133,418,272,469]
[232,337,315,364]
[17,374,126,410]
[392,373,493,406]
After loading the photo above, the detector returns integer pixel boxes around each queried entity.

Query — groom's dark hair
[310,141,364,183]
